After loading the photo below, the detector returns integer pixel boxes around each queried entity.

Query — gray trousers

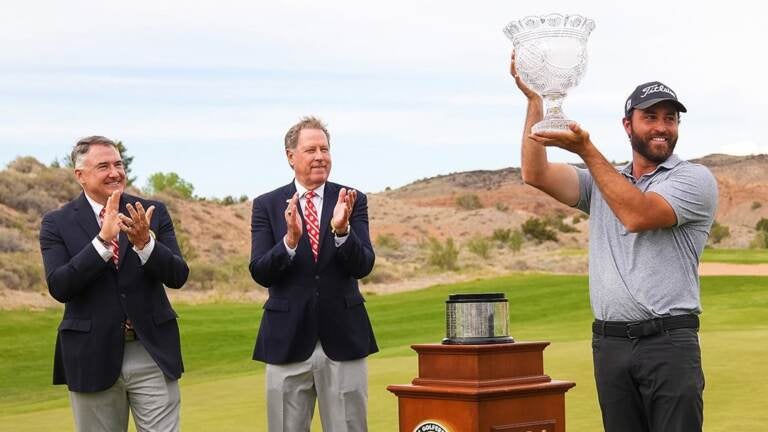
[266,342,368,432]
[69,340,181,432]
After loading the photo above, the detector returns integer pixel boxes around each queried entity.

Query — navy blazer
[249,181,378,364]
[39,192,189,392]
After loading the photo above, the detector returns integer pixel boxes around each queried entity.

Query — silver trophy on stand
[504,13,596,133]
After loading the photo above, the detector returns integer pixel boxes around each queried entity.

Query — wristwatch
[96,234,112,248]
[330,223,350,236]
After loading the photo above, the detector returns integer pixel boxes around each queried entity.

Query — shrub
[546,213,579,233]
[495,202,509,212]
[466,236,491,259]
[455,194,483,210]
[521,217,558,243]
[752,201,763,211]
[0,252,44,291]
[172,216,197,261]
[186,261,219,290]
[491,228,512,243]
[0,228,30,252]
[750,231,768,249]
[7,157,46,174]
[507,229,524,252]
[361,265,398,285]
[708,221,730,244]
[0,158,80,217]
[426,237,459,270]
[756,218,768,233]
[375,233,401,250]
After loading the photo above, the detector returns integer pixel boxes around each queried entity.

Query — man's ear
[286,150,294,169]
[73,169,84,185]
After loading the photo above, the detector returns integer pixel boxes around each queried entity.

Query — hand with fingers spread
[510,50,540,102]
[284,192,302,249]
[98,191,122,242]
[118,201,156,250]
[331,188,356,235]
[530,122,593,157]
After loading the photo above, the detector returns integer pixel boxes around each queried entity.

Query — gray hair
[71,136,118,168]
[284,116,330,150]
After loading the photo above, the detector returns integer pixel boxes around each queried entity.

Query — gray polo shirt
[575,154,718,321]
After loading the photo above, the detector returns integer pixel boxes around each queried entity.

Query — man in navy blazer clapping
[40,136,189,431]
[249,116,377,431]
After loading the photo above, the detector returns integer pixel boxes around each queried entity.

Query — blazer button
[314,275,320,280]
[120,294,126,299]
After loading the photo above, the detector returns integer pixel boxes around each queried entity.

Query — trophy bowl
[504,13,596,133]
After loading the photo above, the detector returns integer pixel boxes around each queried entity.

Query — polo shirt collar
[620,154,683,180]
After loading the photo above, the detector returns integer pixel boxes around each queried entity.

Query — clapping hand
[118,202,155,250]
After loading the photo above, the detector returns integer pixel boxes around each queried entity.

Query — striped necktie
[304,190,320,262]
[98,208,120,267]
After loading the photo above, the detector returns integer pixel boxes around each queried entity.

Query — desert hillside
[1,154,767,308]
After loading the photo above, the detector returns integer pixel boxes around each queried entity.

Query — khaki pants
[69,340,181,432]
[266,342,368,432]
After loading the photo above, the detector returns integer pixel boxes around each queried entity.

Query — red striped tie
[304,190,320,262]
[98,208,120,267]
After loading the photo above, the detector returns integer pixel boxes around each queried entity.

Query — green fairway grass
[561,247,768,265]
[1,274,766,431]
[700,248,768,264]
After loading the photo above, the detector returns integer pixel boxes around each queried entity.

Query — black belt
[593,314,699,339]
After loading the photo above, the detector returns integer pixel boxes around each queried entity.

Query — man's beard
[629,127,677,164]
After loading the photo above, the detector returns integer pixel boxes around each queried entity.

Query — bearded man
[511,51,718,432]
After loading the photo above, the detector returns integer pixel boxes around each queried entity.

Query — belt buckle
[625,322,641,339]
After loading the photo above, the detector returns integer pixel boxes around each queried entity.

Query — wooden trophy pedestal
[387,342,575,432]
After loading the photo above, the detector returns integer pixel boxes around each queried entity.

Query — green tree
[144,172,195,199]
[115,141,136,186]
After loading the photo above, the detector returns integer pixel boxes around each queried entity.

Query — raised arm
[511,51,580,206]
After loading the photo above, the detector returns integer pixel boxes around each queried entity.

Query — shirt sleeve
[132,236,156,265]
[334,232,349,247]
[91,237,114,262]
[648,164,718,227]
[574,167,593,214]
[283,237,297,259]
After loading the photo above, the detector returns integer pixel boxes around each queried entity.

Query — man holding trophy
[506,14,717,432]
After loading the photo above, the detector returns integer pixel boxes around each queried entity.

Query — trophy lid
[447,293,507,303]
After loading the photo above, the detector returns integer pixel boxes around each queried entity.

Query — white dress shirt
[283,180,348,258]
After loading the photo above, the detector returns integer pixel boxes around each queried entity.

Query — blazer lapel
[74,192,100,239]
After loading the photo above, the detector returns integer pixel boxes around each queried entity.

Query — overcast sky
[2,0,766,198]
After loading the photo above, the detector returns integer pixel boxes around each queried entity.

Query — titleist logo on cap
[640,83,676,99]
